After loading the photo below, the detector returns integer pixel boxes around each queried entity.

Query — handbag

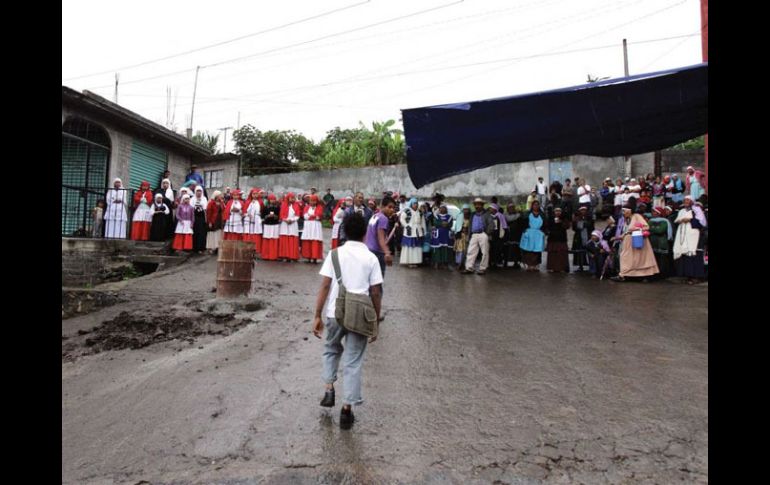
[632,230,644,249]
[330,249,378,338]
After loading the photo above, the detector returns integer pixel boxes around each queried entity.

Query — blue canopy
[402,63,708,188]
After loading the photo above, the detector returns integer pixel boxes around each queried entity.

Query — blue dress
[430,213,453,248]
[520,213,545,252]
[688,175,704,201]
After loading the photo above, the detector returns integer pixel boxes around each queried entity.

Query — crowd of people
[91,165,708,285]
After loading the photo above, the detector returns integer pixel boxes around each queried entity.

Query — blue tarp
[402,63,708,188]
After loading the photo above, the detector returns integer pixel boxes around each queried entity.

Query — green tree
[672,135,705,150]
[232,125,320,175]
[364,120,404,165]
[190,131,219,154]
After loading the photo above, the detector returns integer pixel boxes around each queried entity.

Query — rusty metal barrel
[216,240,255,298]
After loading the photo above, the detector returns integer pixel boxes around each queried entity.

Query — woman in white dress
[105,178,128,239]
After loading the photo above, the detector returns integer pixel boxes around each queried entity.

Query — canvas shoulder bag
[330,249,379,338]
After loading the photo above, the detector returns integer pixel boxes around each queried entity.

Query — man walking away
[312,213,383,430]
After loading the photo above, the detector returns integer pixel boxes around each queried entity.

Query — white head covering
[113,178,122,187]
[192,187,208,209]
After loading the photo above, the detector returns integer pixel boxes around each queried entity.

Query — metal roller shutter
[129,141,167,191]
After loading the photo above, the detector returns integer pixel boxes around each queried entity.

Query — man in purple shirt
[365,196,396,277]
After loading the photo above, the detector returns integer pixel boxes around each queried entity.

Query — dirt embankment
[62,298,265,361]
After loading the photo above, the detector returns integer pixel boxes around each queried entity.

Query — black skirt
[193,211,208,251]
[150,213,168,242]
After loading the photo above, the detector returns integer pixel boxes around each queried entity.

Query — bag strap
[330,249,346,295]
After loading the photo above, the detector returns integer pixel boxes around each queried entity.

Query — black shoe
[320,389,335,407]
[340,407,355,430]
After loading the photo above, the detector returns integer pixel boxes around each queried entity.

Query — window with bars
[205,170,223,188]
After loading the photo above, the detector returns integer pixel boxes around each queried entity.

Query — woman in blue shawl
[519,200,546,272]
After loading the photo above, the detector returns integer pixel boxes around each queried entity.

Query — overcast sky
[62,0,704,151]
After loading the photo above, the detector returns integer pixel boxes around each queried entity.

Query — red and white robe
[331,205,345,249]
[243,198,263,254]
[131,190,153,240]
[223,199,245,241]
[278,202,300,260]
[301,204,324,260]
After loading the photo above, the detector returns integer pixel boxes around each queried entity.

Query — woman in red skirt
[330,197,348,249]
[301,194,324,262]
[131,181,153,240]
[278,192,301,261]
[260,194,281,260]
[243,188,263,255]
[172,194,194,251]
[222,189,245,240]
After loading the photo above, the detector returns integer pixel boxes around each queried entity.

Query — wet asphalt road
[62,235,708,484]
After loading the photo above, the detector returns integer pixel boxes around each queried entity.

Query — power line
[83,1,465,90]
[189,0,655,118]
[63,0,373,81]
[118,33,699,105]
[383,0,691,106]
[163,0,570,90]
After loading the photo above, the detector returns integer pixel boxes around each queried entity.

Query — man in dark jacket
[461,198,496,275]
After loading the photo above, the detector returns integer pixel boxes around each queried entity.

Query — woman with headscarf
[190,186,208,253]
[545,206,570,273]
[160,178,175,203]
[130,181,153,241]
[243,188,264,255]
[611,204,659,282]
[399,197,424,267]
[330,197,347,249]
[685,166,707,201]
[301,194,324,263]
[586,230,612,278]
[430,204,454,268]
[504,203,522,269]
[205,191,225,253]
[453,204,471,270]
[651,176,665,210]
[670,174,685,205]
[222,189,245,241]
[571,205,594,271]
[149,193,171,242]
[519,200,546,272]
[488,203,508,268]
[648,206,674,279]
[172,194,194,251]
[278,192,301,261]
[673,195,707,284]
[261,194,281,261]
[105,178,129,239]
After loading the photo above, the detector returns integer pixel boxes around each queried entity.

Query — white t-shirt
[577,185,591,204]
[536,182,547,195]
[319,241,384,319]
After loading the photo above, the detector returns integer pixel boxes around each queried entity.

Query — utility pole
[114,73,119,103]
[623,38,629,77]
[187,65,200,139]
[236,111,241,130]
[219,126,233,153]
[623,39,630,177]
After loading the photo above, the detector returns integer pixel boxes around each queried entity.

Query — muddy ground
[62,231,708,484]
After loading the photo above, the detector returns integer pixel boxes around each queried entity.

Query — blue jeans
[322,318,368,406]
